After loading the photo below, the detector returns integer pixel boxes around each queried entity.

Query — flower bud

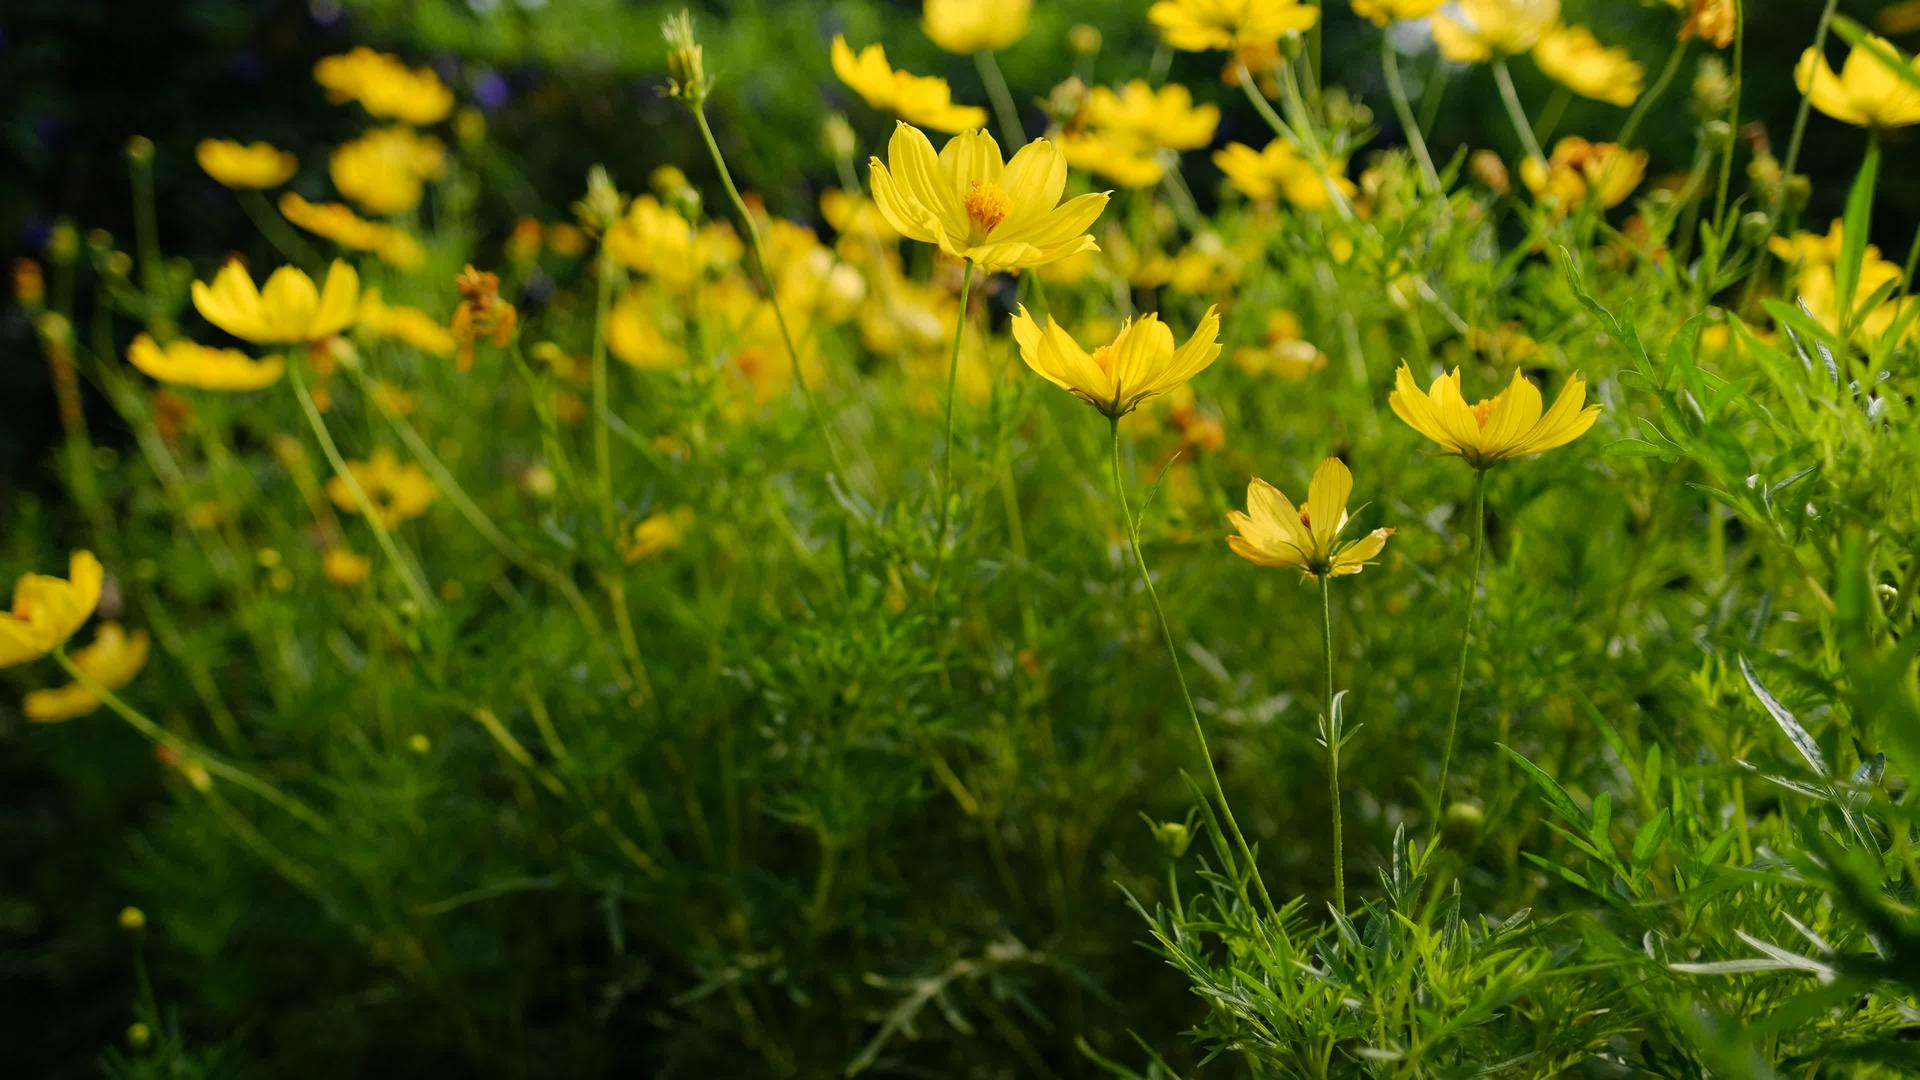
[1441,801,1485,848]
[1469,150,1510,196]
[1692,56,1733,115]
[126,135,154,163]
[1784,175,1812,212]
[118,906,147,932]
[661,10,711,103]
[1703,120,1733,152]
[1148,819,1193,858]
[127,1023,152,1051]
[1068,24,1102,57]
[13,258,44,308]
[48,221,80,265]
[1737,211,1771,246]
[822,114,857,161]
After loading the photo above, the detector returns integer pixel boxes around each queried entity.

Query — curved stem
[1491,57,1547,166]
[974,50,1026,148]
[1238,63,1301,144]
[589,241,618,538]
[1321,573,1344,913]
[1434,468,1487,815]
[1380,32,1441,194]
[1617,40,1690,149]
[1712,0,1745,232]
[935,260,977,577]
[1108,416,1275,915]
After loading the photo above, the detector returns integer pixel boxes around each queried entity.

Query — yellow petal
[1306,457,1352,554]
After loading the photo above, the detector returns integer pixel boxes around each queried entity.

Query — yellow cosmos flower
[1389,362,1599,469]
[1519,137,1647,213]
[126,334,285,392]
[1214,139,1356,209]
[330,126,446,216]
[923,0,1031,54]
[1010,304,1221,417]
[1083,81,1221,152]
[195,139,297,189]
[1227,459,1393,580]
[278,193,426,271]
[1767,220,1849,268]
[0,552,103,669]
[326,448,437,528]
[869,124,1110,272]
[1533,25,1643,107]
[314,47,455,125]
[192,259,359,346]
[1674,0,1735,49]
[357,289,455,358]
[620,508,695,564]
[608,292,685,370]
[1795,35,1920,129]
[23,622,150,723]
[1149,0,1320,53]
[1432,0,1561,63]
[605,196,742,289]
[1061,131,1167,188]
[323,547,372,587]
[832,37,990,134]
[1351,0,1445,27]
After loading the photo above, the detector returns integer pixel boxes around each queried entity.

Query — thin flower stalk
[1435,468,1487,814]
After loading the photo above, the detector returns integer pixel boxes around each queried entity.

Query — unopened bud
[1441,801,1485,847]
[118,906,146,932]
[1784,175,1812,212]
[822,114,857,161]
[662,10,711,104]
[127,1023,151,1051]
[1703,120,1733,151]
[126,135,154,163]
[1068,24,1102,57]
[1148,819,1193,858]
[13,258,44,308]
[1737,211,1771,246]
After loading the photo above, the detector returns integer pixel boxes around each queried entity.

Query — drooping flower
[1149,0,1320,53]
[126,334,285,391]
[1389,361,1600,469]
[869,123,1109,272]
[313,47,455,125]
[923,0,1031,54]
[330,126,447,216]
[357,289,455,358]
[192,259,359,346]
[1227,458,1393,579]
[1010,304,1221,417]
[1533,24,1643,107]
[0,552,103,668]
[23,622,150,723]
[450,266,517,371]
[1431,0,1561,63]
[1795,34,1920,129]
[1351,0,1445,27]
[832,37,990,134]
[1519,137,1647,213]
[1213,139,1356,209]
[278,193,427,271]
[326,448,438,528]
[195,139,297,189]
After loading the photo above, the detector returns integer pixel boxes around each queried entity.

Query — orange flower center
[1298,507,1312,528]
[1471,399,1497,428]
[964,181,1012,233]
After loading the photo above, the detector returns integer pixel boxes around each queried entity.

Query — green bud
[1441,801,1485,848]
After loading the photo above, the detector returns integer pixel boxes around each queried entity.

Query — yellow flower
[1768,220,1849,268]
[923,0,1031,54]
[608,292,685,370]
[1351,0,1444,27]
[195,139,297,189]
[330,126,446,216]
[1389,361,1599,469]
[313,47,455,125]
[0,552,104,668]
[1795,34,1920,129]
[1675,0,1735,49]
[1213,139,1355,209]
[832,37,990,134]
[357,289,455,358]
[1149,0,1320,53]
[869,124,1110,272]
[1083,81,1221,152]
[326,448,437,528]
[1061,131,1167,188]
[605,196,741,289]
[23,622,149,723]
[1010,304,1221,417]
[323,548,372,587]
[1533,25,1643,107]
[1227,459,1393,579]
[1432,0,1561,62]
[192,259,359,345]
[1519,137,1647,213]
[620,508,695,563]
[126,333,284,391]
[278,193,426,270]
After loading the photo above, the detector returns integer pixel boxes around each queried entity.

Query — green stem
[1380,32,1441,194]
[1107,416,1274,915]
[589,241,618,538]
[1491,57,1547,166]
[936,260,978,571]
[1434,468,1487,816]
[237,189,320,269]
[1617,40,1690,148]
[1713,6,1744,231]
[1321,573,1344,913]
[690,101,848,479]
[288,362,436,613]
[1238,63,1302,145]
[974,50,1026,148]
[1276,61,1355,220]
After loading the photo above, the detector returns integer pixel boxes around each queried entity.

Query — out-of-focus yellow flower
[858,277,957,355]
[1533,25,1643,107]
[1389,361,1599,469]
[14,258,45,308]
[608,293,685,370]
[1214,139,1355,209]
[1010,304,1221,417]
[923,0,1030,54]
[451,266,517,372]
[1672,0,1735,49]
[869,124,1110,272]
[22,622,149,722]
[357,289,455,358]
[323,547,372,586]
[313,47,455,125]
[367,380,416,416]
[1061,131,1168,187]
[195,139,297,189]
[1227,459,1392,580]
[1795,34,1920,129]
[279,193,426,270]
[820,188,901,260]
[1149,0,1319,53]
[1432,0,1560,62]
[1351,0,1444,27]
[330,126,446,216]
[327,448,437,527]
[1234,310,1327,378]
[1767,220,1849,269]
[1084,81,1221,151]
[1520,137,1647,213]
[1,551,103,670]
[620,508,695,563]
[192,259,358,346]
[1134,234,1247,293]
[832,37,989,133]
[546,223,589,256]
[1772,221,1914,343]
[605,196,741,289]
[127,333,284,391]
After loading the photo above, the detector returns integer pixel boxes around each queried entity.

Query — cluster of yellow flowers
[2,552,150,723]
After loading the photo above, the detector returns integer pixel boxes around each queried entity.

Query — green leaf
[1498,744,1589,830]
[1631,808,1671,872]
[1738,654,1829,777]
[1835,135,1879,331]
